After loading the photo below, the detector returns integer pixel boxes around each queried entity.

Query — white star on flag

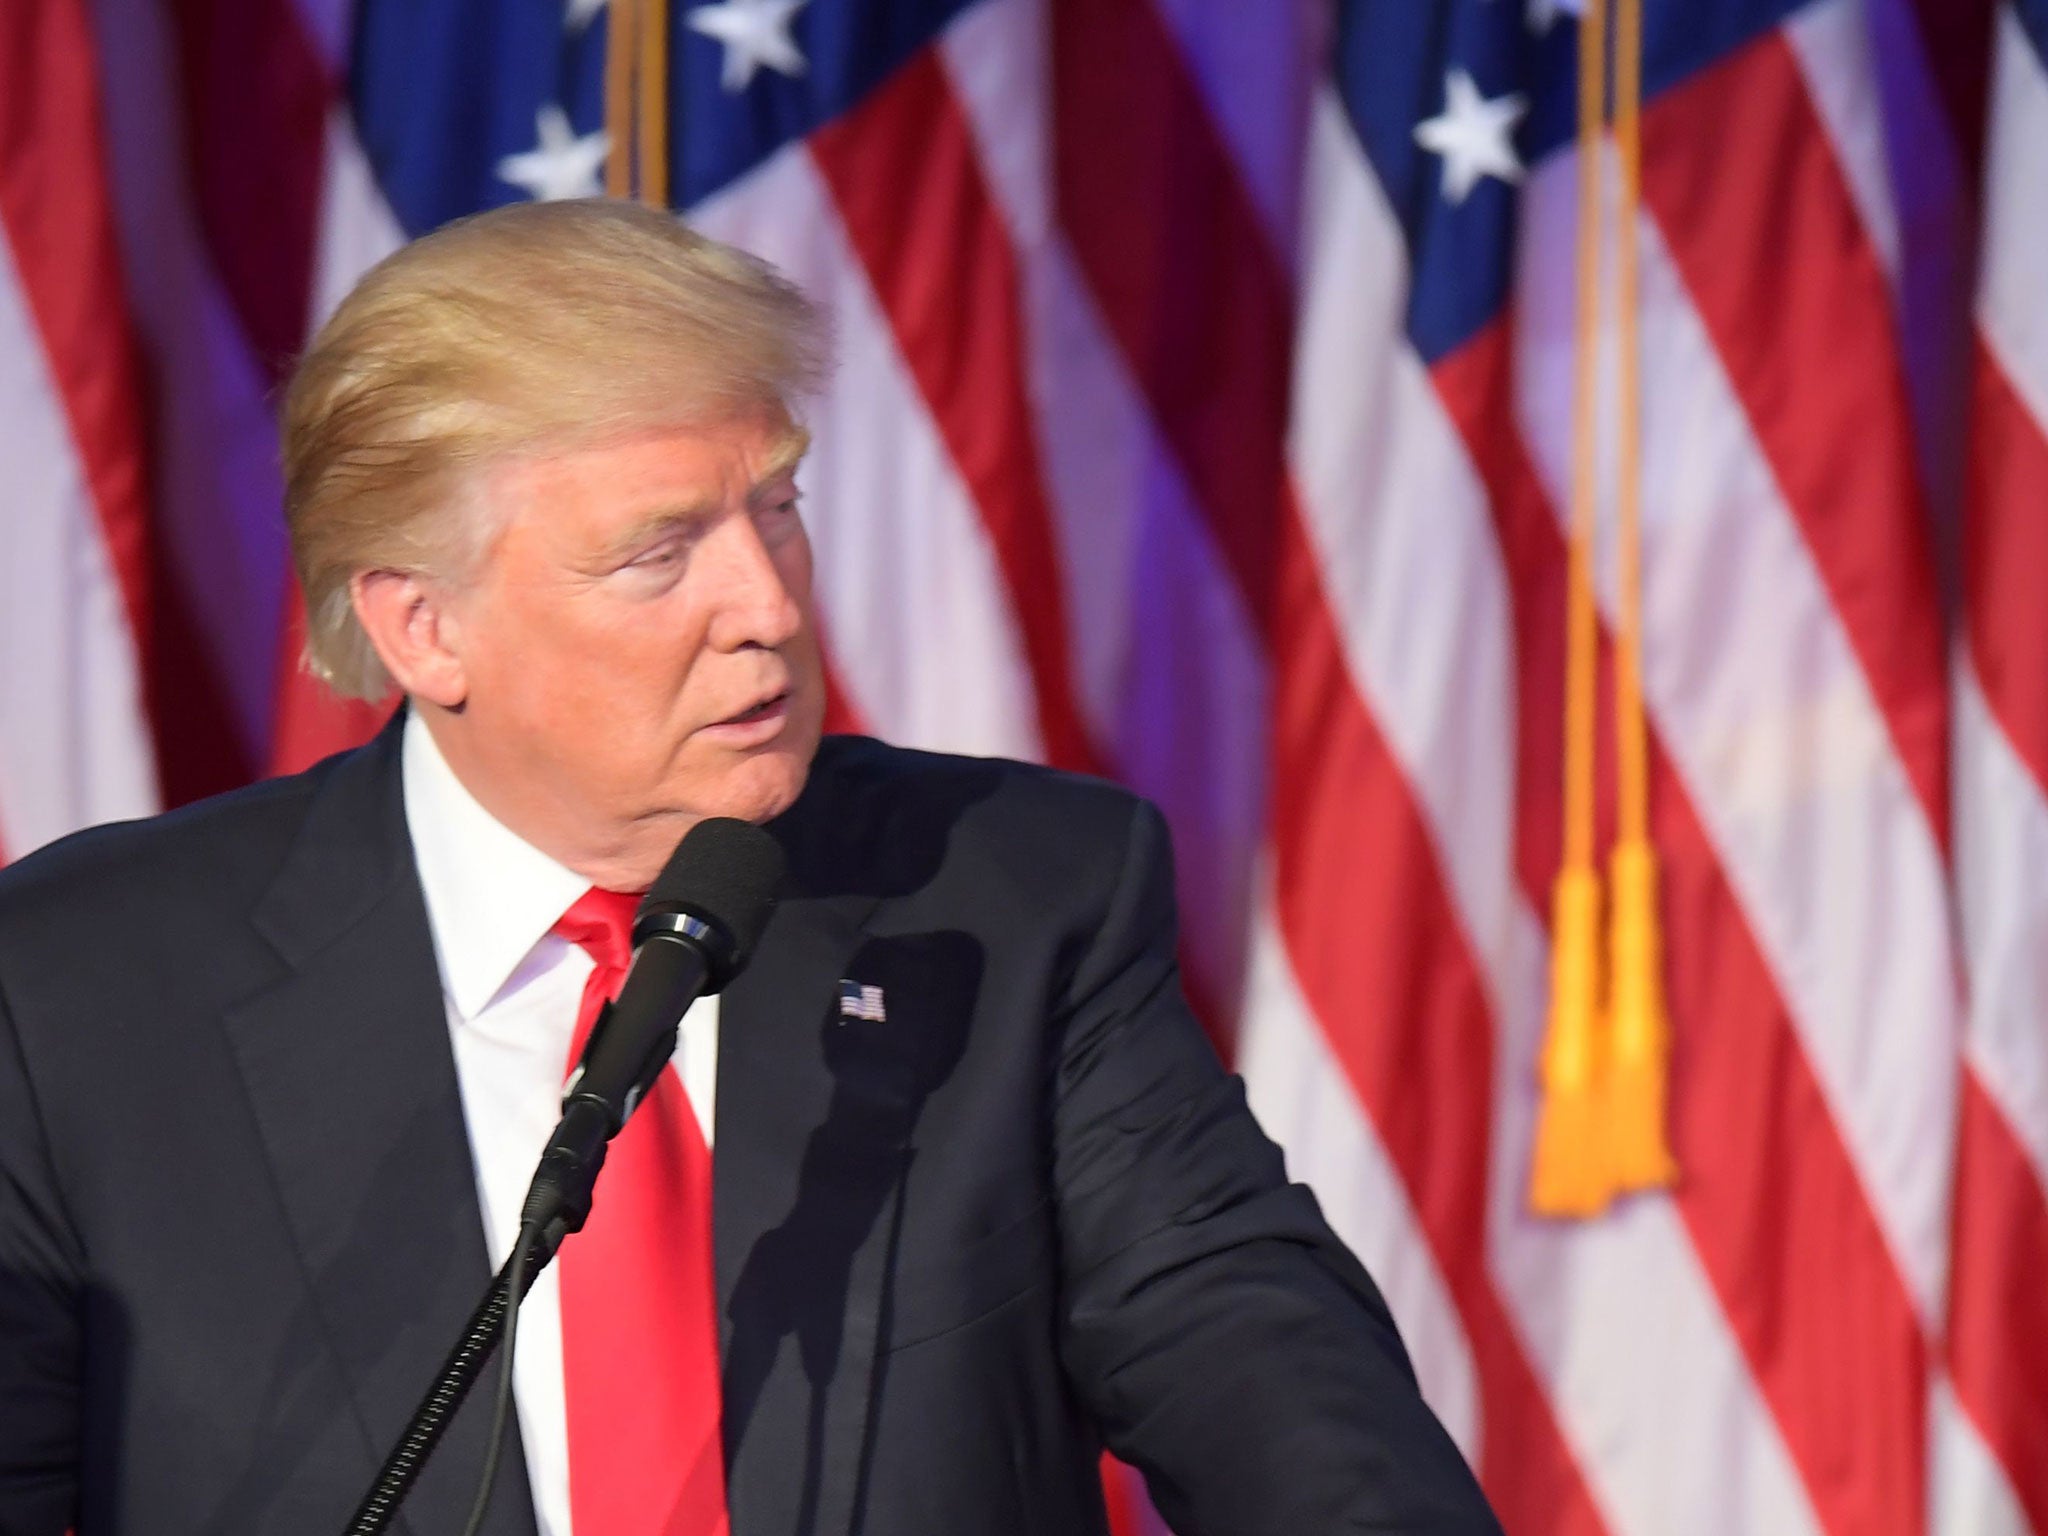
[686,0,810,92]
[1525,0,1579,32]
[497,104,610,202]
[564,0,606,32]
[1413,68,1528,205]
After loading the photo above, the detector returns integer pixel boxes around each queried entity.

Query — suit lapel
[715,878,890,1536]
[714,739,997,1536]
[222,721,538,1536]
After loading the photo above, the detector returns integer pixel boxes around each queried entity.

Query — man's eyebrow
[747,427,812,502]
[588,428,813,565]
[591,500,718,564]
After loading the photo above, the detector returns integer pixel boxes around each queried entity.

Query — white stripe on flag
[311,103,408,336]
[940,0,1272,991]
[939,0,1140,742]
[1783,0,1901,279]
[1237,897,1482,1460]
[1290,89,1517,995]
[1514,149,1958,1321]
[1978,5,2048,427]
[0,228,158,855]
[693,143,1044,761]
[1929,1369,2035,1536]
[1285,90,1823,1536]
[1953,660,2048,1184]
[1485,933,1828,1536]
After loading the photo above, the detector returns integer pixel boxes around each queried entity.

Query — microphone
[344,818,783,1536]
[520,816,784,1247]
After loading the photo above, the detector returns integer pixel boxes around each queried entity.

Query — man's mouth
[717,690,790,728]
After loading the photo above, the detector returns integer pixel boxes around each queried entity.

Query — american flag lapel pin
[837,979,887,1023]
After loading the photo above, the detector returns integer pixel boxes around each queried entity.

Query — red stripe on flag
[0,0,154,663]
[1946,1070,2048,1532]
[1955,336,2048,1528]
[1434,326,1612,948]
[165,0,334,786]
[167,0,333,378]
[1655,748,1928,1536]
[1642,31,1951,853]
[152,557,263,802]
[1051,0,1285,639]
[267,580,394,777]
[1435,319,1929,1536]
[1271,486,1609,1536]
[810,48,1101,773]
[1964,340,2048,797]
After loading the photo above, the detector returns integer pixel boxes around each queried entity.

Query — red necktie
[552,888,729,1536]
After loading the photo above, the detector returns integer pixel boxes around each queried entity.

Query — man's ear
[349,570,468,708]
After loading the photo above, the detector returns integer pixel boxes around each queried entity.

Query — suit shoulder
[0,766,326,938]
[815,734,1144,826]
[800,736,1157,899]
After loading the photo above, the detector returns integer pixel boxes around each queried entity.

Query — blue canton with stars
[350,0,976,240]
[1335,0,1815,368]
[352,0,1828,363]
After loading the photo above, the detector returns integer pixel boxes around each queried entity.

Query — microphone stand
[342,1099,618,1536]
[342,1230,542,1536]
[339,818,777,1535]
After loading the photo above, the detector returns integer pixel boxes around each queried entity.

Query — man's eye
[626,541,684,570]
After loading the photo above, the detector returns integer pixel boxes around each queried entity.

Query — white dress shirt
[401,710,720,1536]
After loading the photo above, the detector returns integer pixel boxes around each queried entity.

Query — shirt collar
[401,708,591,1021]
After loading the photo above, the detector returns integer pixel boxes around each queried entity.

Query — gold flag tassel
[1530,0,1616,1220]
[1602,0,1676,1193]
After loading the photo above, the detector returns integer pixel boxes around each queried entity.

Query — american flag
[4,1,2044,1533]
[838,980,887,1022]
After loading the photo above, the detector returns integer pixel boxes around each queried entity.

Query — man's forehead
[484,413,811,555]
[496,410,809,490]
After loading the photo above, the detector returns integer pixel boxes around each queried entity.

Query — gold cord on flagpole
[1612,0,1646,856]
[602,0,672,208]
[1530,0,1616,1219]
[1602,0,1677,1193]
[604,0,637,198]
[636,0,670,208]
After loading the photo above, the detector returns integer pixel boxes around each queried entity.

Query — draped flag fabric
[1953,3,2048,1531]
[5,1,2046,1534]
[0,0,159,864]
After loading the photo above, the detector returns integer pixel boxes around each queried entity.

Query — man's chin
[701,740,816,827]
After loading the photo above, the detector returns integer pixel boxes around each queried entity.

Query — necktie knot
[552,886,641,988]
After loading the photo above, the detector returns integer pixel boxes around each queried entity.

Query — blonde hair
[281,198,830,699]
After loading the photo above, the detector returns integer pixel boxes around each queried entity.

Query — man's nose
[704,513,803,652]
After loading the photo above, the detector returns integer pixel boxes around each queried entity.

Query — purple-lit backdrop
[6,1,2047,1533]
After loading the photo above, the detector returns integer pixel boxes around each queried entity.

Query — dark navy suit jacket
[0,720,1498,1535]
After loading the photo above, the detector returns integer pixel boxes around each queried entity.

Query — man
[0,200,1497,1536]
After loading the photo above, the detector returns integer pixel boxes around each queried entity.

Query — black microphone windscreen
[639,816,785,961]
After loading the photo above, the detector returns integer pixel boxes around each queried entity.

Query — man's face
[435,406,826,884]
